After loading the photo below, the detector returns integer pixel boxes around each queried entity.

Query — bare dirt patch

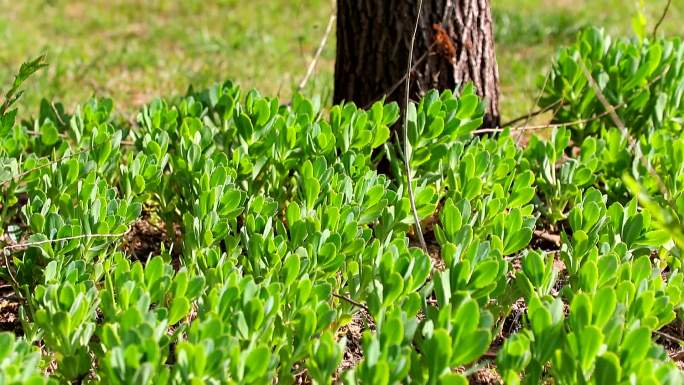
[0,282,21,335]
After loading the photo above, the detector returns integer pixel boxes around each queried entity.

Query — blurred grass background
[0,0,682,122]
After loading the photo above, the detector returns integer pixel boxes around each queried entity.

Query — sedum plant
[2,45,684,385]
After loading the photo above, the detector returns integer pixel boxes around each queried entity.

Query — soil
[335,310,374,376]
[426,241,445,271]
[655,319,684,367]
[291,309,374,384]
[121,219,169,262]
[531,229,561,252]
[454,363,503,385]
[0,280,21,335]
[470,365,503,385]
[292,363,311,384]
[121,212,182,267]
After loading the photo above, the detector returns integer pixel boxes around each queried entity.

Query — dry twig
[364,42,437,109]
[577,58,671,199]
[473,103,625,135]
[653,0,673,40]
[403,0,428,253]
[533,230,561,247]
[1,148,89,188]
[2,229,131,288]
[2,252,19,290]
[500,99,561,128]
[654,330,684,346]
[298,11,336,91]
[2,229,132,255]
[23,130,134,146]
[332,293,370,314]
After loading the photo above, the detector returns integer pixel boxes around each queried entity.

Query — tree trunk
[334,0,500,128]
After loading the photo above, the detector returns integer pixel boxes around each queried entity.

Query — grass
[0,0,335,116]
[0,0,682,122]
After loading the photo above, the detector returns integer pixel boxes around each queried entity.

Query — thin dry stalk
[577,58,671,199]
[332,293,370,314]
[1,148,90,188]
[473,103,625,135]
[403,0,428,253]
[653,0,673,40]
[2,229,131,254]
[298,11,336,91]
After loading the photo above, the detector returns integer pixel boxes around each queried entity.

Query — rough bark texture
[334,0,500,127]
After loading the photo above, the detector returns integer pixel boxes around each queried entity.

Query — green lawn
[1,0,682,121]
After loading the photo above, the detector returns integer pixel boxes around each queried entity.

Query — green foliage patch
[2,28,684,384]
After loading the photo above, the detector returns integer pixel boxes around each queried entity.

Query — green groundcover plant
[1,28,684,384]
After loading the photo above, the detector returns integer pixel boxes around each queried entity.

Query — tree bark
[334,0,500,128]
